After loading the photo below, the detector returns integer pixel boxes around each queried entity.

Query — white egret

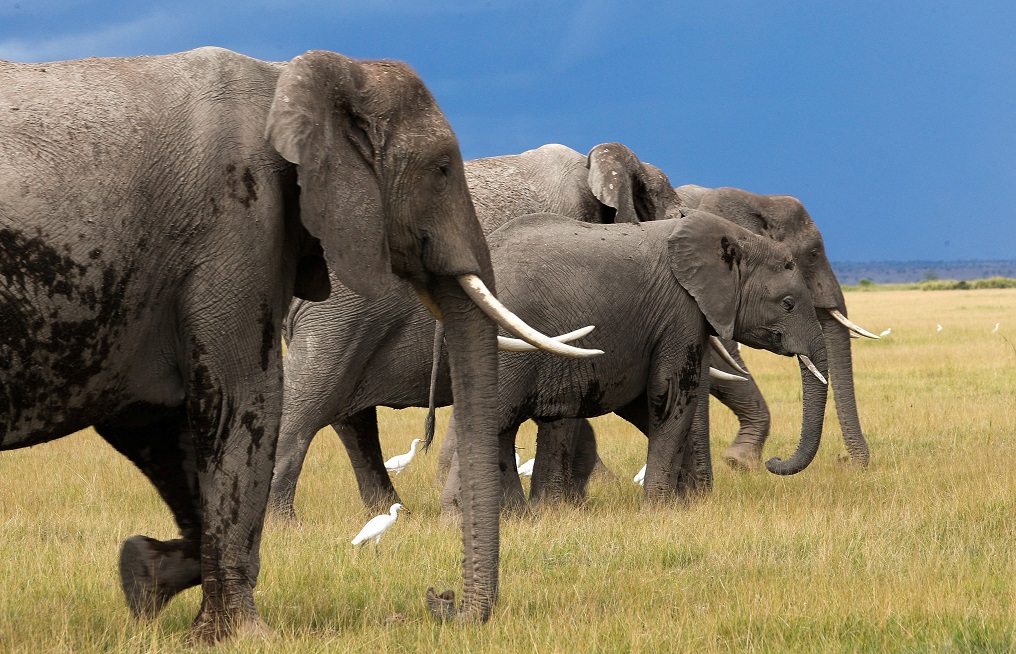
[517,458,535,477]
[992,322,1000,333]
[880,327,891,337]
[633,464,646,486]
[351,503,410,548]
[937,324,943,332]
[384,438,423,476]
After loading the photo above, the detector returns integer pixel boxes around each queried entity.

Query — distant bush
[858,278,874,287]
[919,277,1016,291]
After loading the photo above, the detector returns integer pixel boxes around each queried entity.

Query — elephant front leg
[640,355,703,504]
[707,344,770,470]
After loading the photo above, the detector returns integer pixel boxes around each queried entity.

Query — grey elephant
[269,142,678,516]
[0,47,590,639]
[436,210,829,516]
[675,185,876,471]
[507,185,879,505]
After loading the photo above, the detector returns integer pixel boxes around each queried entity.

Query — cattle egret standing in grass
[385,438,422,476]
[352,503,410,549]
[937,324,943,332]
[993,322,1000,333]
[633,464,646,486]
[517,458,535,477]
[880,327,891,337]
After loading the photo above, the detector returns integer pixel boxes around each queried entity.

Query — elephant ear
[587,143,679,224]
[266,50,392,300]
[668,209,748,340]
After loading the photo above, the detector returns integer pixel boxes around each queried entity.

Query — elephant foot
[425,587,457,622]
[189,579,267,645]
[119,535,201,619]
[722,442,763,471]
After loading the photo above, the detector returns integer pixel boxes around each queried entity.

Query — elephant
[269,141,679,517]
[674,185,875,470]
[0,47,591,639]
[436,210,830,515]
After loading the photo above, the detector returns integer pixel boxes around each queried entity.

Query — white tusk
[798,355,828,385]
[828,308,879,339]
[458,274,604,358]
[498,326,596,352]
[709,367,747,382]
[709,335,749,375]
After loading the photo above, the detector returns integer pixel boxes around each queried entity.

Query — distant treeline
[845,276,1016,291]
[832,260,1016,285]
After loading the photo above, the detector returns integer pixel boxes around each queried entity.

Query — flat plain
[1,289,1014,652]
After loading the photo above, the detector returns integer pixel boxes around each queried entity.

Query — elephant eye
[782,296,795,312]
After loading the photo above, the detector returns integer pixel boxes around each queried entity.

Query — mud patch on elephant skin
[225,164,258,208]
[720,236,740,271]
[1,246,138,432]
[677,343,703,397]
[577,379,607,416]
[258,302,274,372]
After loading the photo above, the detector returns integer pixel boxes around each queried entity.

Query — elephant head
[266,51,599,622]
[676,185,871,466]
[669,210,829,475]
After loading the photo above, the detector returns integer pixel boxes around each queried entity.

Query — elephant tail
[423,321,444,452]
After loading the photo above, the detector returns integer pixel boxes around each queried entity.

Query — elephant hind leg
[530,419,597,506]
[95,407,202,618]
[333,408,402,511]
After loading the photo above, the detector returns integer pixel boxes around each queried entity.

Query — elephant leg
[442,420,525,515]
[498,424,527,514]
[709,346,771,470]
[436,414,457,485]
[333,408,401,511]
[530,419,596,506]
[679,370,714,496]
[95,408,202,619]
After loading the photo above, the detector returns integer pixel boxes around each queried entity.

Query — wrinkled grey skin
[0,47,507,638]
[440,212,828,510]
[676,185,869,470]
[269,142,678,515]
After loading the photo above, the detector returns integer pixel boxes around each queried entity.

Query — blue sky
[2,1,1014,262]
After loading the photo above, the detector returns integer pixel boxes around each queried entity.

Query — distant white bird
[633,464,646,486]
[351,503,410,548]
[384,438,423,476]
[992,322,1000,333]
[517,458,535,477]
[937,324,943,332]
[879,327,892,337]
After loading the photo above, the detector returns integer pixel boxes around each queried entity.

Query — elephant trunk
[426,274,500,622]
[819,308,870,466]
[765,336,829,475]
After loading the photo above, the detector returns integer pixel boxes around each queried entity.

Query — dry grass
[1,289,1014,652]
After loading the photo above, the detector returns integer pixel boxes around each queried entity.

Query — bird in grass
[351,503,410,549]
[937,324,943,332]
[880,327,892,337]
[384,438,423,476]
[992,322,1000,333]
[633,464,646,486]
[517,458,535,477]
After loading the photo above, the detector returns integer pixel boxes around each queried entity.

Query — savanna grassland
[1,289,1014,653]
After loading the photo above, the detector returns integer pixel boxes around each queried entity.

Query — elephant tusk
[457,274,604,358]
[497,326,596,352]
[828,308,879,339]
[709,367,747,382]
[798,355,828,385]
[709,335,749,375]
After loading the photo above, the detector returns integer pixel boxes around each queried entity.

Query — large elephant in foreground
[0,48,590,640]
[435,211,829,519]
[270,142,678,515]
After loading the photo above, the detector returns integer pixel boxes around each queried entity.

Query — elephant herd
[0,47,877,642]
